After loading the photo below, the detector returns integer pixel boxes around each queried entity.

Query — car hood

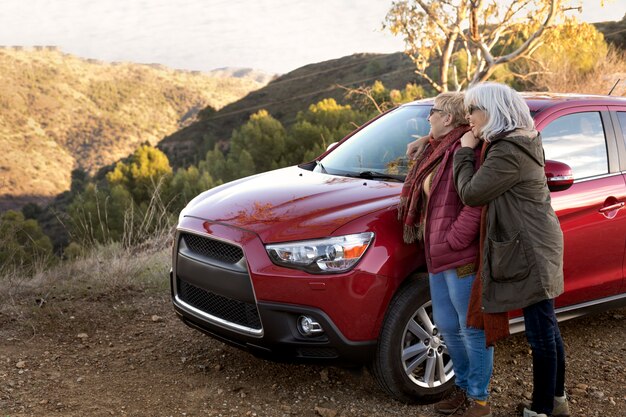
[182,166,402,243]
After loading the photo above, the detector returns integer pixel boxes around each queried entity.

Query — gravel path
[1,291,624,416]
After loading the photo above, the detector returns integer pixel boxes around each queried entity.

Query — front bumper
[172,276,375,362]
[170,218,379,364]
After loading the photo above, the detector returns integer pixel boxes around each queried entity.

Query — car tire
[371,273,455,403]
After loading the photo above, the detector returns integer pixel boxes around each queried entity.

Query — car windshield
[314,105,432,181]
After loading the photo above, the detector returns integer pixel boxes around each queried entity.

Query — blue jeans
[429,270,494,401]
[523,299,566,415]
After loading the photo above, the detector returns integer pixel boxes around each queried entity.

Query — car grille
[181,233,244,264]
[177,278,262,330]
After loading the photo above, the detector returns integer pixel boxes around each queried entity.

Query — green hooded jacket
[453,129,564,313]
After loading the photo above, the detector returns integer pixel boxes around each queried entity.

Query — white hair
[465,82,535,142]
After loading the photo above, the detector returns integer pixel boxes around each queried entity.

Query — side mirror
[326,142,338,152]
[545,160,574,192]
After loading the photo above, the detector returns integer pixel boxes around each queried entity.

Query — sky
[1,0,625,75]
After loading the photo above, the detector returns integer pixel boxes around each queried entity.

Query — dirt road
[1,289,625,417]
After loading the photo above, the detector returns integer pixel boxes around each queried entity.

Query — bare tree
[384,0,585,92]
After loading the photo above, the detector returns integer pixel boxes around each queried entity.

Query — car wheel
[371,273,455,403]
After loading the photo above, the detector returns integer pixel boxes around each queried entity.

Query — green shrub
[63,241,84,260]
[0,210,53,270]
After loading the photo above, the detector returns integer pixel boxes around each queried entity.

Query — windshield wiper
[344,170,404,182]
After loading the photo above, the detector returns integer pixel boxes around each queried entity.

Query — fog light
[297,315,324,336]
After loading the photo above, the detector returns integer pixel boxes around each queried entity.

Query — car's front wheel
[371,273,455,403]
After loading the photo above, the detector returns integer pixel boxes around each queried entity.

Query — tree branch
[464,40,473,83]
[508,69,552,80]
[416,69,445,93]
[336,84,385,114]
[472,0,559,83]
[497,0,558,64]
[415,0,453,35]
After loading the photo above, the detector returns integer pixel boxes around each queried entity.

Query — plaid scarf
[398,125,470,244]
[466,140,511,346]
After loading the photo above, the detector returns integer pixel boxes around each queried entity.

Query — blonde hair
[465,82,534,141]
[435,92,468,128]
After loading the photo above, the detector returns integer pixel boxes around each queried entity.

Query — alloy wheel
[400,300,454,388]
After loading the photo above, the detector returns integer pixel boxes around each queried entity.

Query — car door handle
[599,202,625,213]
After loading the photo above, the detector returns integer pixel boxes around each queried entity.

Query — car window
[317,105,431,178]
[617,112,626,146]
[541,112,608,180]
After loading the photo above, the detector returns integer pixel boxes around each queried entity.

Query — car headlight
[265,232,374,274]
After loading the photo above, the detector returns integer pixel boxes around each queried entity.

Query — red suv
[170,93,626,402]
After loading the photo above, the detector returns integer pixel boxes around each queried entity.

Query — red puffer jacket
[424,141,482,274]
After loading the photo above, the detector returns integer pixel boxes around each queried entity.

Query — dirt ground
[1,289,625,417]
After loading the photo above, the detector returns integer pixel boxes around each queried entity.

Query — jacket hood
[181,166,401,243]
[491,129,544,167]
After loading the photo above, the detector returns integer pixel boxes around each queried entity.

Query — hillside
[159,52,417,166]
[0,47,265,210]
[594,14,626,50]
[160,17,626,168]
[209,67,277,84]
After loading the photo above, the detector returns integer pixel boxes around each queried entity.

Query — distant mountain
[209,67,277,84]
[0,47,265,210]
[159,52,418,166]
[594,13,626,50]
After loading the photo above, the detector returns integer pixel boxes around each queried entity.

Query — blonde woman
[400,92,493,417]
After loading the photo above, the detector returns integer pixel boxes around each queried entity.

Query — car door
[609,106,626,291]
[536,106,626,307]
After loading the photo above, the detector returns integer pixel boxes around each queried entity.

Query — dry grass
[68,176,176,251]
[530,47,626,96]
[0,238,171,314]
[120,179,176,252]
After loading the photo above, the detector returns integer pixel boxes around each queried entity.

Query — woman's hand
[406,135,430,160]
[460,131,480,149]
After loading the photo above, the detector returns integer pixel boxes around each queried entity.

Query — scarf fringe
[398,197,408,221]
[402,224,421,244]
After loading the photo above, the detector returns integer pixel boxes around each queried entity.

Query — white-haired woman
[452,82,569,417]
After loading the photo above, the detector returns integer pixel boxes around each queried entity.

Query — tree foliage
[384,0,580,92]
[68,144,176,247]
[533,19,608,75]
[200,83,425,186]
[343,81,427,115]
[285,98,369,164]
[389,83,427,105]
[106,144,173,203]
[54,82,425,254]
[68,183,133,245]
[165,165,216,214]
[0,210,53,269]
[229,110,287,173]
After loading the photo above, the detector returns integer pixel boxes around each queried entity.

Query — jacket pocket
[488,232,530,282]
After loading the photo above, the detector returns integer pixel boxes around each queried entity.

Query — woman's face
[466,103,488,139]
[428,100,452,139]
